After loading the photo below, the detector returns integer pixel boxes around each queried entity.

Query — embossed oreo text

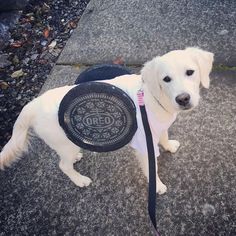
[83,113,114,128]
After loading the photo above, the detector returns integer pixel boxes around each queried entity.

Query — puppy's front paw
[156,182,167,195]
[164,140,180,153]
[73,174,92,187]
[72,153,83,164]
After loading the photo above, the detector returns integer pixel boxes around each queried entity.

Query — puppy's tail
[0,101,35,170]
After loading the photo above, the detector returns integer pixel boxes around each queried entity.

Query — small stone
[40,50,47,59]
[31,54,39,60]
[12,55,19,65]
[48,40,57,49]
[0,54,11,68]
[31,75,37,82]
[16,95,22,100]
[22,57,30,65]
[24,23,32,30]
[202,203,216,216]
[5,77,13,82]
[0,23,10,50]
[26,12,34,17]
[50,48,61,57]
[218,29,229,35]
[40,40,48,46]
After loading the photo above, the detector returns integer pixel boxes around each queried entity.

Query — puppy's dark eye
[163,76,171,82]
[186,70,194,76]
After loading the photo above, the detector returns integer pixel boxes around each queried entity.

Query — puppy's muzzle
[175,93,191,109]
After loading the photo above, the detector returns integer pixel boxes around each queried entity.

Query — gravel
[0,0,90,149]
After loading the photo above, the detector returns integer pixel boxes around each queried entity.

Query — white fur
[0,48,213,193]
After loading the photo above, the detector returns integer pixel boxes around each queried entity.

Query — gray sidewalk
[58,0,236,66]
[1,1,236,235]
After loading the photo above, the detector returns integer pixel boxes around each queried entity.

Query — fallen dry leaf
[113,57,124,65]
[68,21,77,29]
[43,27,50,38]
[10,41,23,48]
[0,81,9,89]
[11,69,25,78]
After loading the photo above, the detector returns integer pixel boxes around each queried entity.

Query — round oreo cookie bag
[58,65,137,152]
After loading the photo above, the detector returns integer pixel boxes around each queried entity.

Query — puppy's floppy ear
[185,47,214,89]
[141,56,161,94]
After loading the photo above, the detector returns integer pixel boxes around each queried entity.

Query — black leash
[73,65,160,234]
[138,90,160,236]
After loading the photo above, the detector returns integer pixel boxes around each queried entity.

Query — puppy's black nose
[175,93,190,106]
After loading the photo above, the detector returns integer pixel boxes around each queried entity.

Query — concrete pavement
[58,0,236,66]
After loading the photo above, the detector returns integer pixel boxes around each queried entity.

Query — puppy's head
[141,47,214,112]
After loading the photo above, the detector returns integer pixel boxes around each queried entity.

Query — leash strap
[137,90,160,236]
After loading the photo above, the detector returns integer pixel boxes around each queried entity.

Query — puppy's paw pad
[156,182,167,195]
[74,175,92,187]
[166,140,180,153]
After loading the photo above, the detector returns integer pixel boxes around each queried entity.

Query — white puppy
[0,48,214,194]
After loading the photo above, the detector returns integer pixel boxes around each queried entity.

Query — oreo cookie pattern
[59,82,137,152]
